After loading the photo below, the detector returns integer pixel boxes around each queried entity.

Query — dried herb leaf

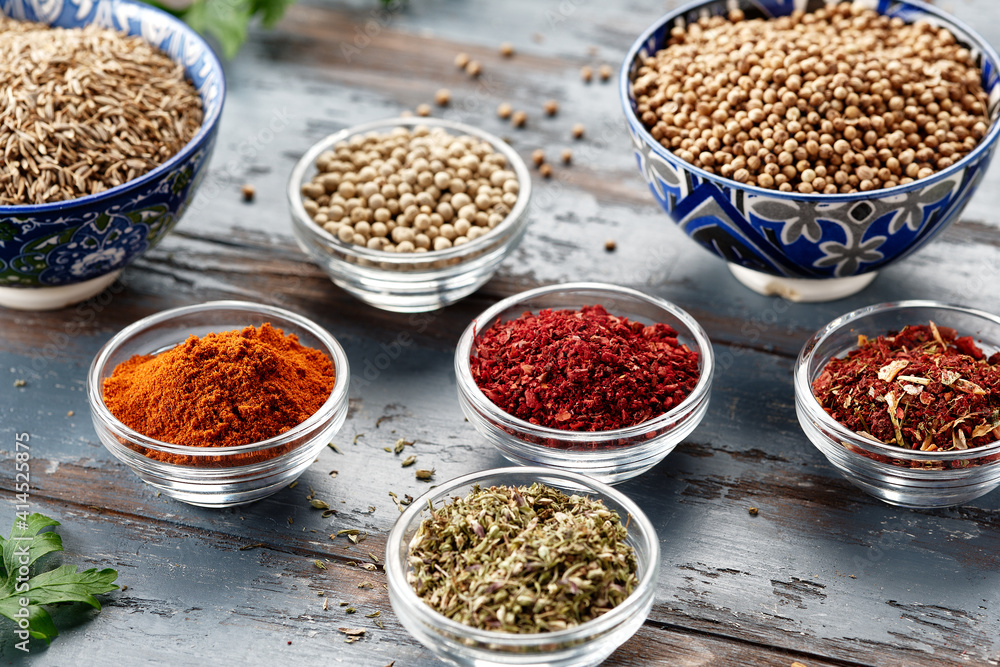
[406,482,637,633]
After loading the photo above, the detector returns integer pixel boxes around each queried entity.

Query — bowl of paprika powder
[455,282,714,484]
[87,301,350,507]
[795,300,1000,508]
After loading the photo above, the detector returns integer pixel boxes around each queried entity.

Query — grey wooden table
[3,0,1000,664]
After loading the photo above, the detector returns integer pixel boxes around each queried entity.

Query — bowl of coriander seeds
[0,0,223,310]
[288,118,531,312]
[622,0,1000,301]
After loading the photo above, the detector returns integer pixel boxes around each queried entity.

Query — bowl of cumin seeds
[0,0,224,310]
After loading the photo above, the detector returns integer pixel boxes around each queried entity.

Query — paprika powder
[103,323,336,463]
[470,305,700,432]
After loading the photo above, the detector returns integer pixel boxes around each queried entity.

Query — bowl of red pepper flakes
[795,301,1000,508]
[455,282,714,484]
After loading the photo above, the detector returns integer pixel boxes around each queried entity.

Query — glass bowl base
[728,264,877,302]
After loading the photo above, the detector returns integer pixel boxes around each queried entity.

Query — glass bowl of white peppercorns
[288,118,532,313]
[622,0,1000,302]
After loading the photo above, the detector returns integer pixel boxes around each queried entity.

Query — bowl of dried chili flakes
[795,300,1000,508]
[455,282,714,484]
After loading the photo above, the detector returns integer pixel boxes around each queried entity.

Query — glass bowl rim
[618,0,1000,203]
[0,0,226,214]
[794,299,1000,461]
[87,300,350,457]
[385,465,660,646]
[287,116,532,264]
[455,281,715,442]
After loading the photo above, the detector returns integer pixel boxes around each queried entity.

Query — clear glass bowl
[455,283,714,484]
[288,118,532,313]
[386,467,659,667]
[794,301,1000,508]
[87,301,350,507]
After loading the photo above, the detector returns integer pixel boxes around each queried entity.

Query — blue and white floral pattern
[622,0,1000,279]
[0,0,224,287]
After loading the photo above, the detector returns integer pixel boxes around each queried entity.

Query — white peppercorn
[303,125,520,254]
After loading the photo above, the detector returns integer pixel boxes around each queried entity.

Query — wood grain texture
[2,0,1000,664]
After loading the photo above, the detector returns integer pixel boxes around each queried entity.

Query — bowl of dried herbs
[795,300,1000,508]
[385,466,659,667]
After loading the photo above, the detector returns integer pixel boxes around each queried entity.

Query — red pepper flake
[813,322,1000,453]
[470,304,700,432]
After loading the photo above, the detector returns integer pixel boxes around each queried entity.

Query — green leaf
[0,513,118,644]
[0,598,59,642]
[16,565,118,609]
[251,0,295,28]
[1,514,61,583]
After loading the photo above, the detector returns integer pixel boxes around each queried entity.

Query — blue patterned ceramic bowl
[621,0,1000,299]
[0,0,224,309]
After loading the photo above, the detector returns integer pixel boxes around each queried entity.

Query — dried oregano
[406,482,638,633]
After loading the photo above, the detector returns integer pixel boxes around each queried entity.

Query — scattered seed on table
[604,239,616,251]
[499,42,514,57]
[598,64,613,81]
[512,110,527,128]
[580,65,593,83]
[67,410,75,417]
[13,379,26,387]
[415,103,431,117]
[539,163,553,178]
[561,149,572,165]
[454,52,469,68]
[531,149,545,167]
[497,102,513,119]
[543,99,559,116]
[434,88,450,106]
[415,468,435,480]
[572,123,585,139]
[748,507,759,516]
[465,60,482,77]
[241,184,256,202]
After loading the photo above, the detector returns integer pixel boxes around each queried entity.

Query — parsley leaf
[0,513,118,643]
[146,0,297,59]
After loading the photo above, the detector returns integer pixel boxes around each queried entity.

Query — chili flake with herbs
[813,322,1000,452]
[470,305,700,431]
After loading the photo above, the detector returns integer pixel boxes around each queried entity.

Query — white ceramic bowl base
[728,264,878,302]
[0,270,122,311]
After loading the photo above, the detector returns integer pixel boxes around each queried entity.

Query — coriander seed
[434,89,451,106]
[465,60,482,77]
[454,52,469,68]
[543,99,559,116]
[415,104,431,117]
[511,110,527,128]
[580,65,593,83]
[571,123,585,139]
[499,42,514,57]
[539,163,552,178]
[531,149,545,166]
[497,102,513,119]
[241,184,256,202]
[598,64,612,81]
[561,148,572,164]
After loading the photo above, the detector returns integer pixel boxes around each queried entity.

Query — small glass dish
[455,282,714,484]
[87,301,350,507]
[288,117,532,313]
[794,301,1000,508]
[386,466,659,667]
